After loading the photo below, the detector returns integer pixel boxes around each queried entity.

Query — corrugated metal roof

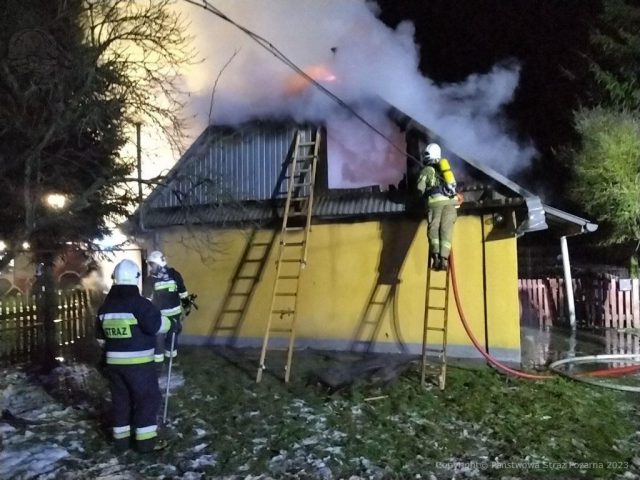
[136,115,596,236]
[140,191,406,228]
[146,123,316,210]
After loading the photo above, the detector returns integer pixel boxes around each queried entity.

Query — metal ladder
[256,128,321,383]
[420,252,451,390]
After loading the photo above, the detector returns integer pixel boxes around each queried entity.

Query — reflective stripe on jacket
[143,267,188,316]
[96,285,166,365]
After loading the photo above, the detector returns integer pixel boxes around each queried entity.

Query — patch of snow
[0,444,69,479]
[158,371,185,389]
[193,442,208,452]
[189,453,218,469]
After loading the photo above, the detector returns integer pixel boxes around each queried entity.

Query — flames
[284,64,337,96]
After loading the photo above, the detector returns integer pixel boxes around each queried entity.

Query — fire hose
[447,252,640,382]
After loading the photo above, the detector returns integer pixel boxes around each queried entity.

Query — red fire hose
[447,252,640,380]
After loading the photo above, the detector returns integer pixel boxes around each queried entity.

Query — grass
[153,347,640,479]
[5,346,640,479]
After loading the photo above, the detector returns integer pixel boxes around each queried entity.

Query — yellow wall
[153,214,521,361]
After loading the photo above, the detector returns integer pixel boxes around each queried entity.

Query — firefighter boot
[429,253,439,270]
[431,254,442,271]
[439,256,449,272]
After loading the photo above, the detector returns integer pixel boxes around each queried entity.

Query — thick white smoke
[178,0,536,188]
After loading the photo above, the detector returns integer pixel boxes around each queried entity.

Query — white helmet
[112,259,141,285]
[424,143,441,163]
[146,250,166,268]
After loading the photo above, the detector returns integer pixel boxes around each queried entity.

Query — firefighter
[417,143,458,271]
[143,250,189,363]
[96,259,171,452]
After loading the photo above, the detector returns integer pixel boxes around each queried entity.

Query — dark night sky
[378,0,601,196]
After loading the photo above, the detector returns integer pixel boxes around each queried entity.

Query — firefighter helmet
[146,250,167,268]
[424,143,442,164]
[112,259,141,285]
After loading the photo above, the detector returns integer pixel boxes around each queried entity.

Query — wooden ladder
[256,128,321,383]
[420,252,451,390]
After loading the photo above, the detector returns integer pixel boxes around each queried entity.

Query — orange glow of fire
[284,64,337,96]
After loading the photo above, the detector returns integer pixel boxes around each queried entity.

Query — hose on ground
[448,252,640,381]
[448,252,554,380]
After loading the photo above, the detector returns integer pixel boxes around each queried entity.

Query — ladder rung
[269,327,293,333]
[272,309,294,315]
[424,347,444,353]
[293,182,312,188]
[426,326,446,332]
[281,241,305,247]
[428,286,447,291]
[284,227,305,231]
[277,275,300,279]
[281,259,302,263]
[275,292,297,296]
[427,306,446,311]
[298,142,316,147]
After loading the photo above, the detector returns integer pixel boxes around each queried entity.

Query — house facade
[130,110,595,365]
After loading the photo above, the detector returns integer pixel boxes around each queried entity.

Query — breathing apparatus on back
[423,143,457,197]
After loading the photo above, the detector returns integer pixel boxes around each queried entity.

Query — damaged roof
[131,111,596,237]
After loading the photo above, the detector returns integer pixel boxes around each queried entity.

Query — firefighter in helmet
[96,259,171,452]
[417,143,458,271]
[142,250,189,363]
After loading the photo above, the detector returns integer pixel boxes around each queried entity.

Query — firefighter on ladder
[96,259,171,452]
[417,143,458,271]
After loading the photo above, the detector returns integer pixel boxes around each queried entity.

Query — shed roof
[131,111,596,237]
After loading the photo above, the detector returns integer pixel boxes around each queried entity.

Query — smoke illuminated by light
[173,0,536,187]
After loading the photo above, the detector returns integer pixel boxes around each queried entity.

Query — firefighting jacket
[96,285,171,365]
[417,163,457,206]
[142,267,188,318]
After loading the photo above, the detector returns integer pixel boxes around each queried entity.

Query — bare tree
[0,0,195,270]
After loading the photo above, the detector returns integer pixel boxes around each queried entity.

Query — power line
[182,0,424,166]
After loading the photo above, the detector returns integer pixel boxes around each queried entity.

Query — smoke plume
[178,0,536,188]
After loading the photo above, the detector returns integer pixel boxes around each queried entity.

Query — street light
[45,193,67,210]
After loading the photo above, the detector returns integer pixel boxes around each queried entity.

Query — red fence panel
[519,276,640,329]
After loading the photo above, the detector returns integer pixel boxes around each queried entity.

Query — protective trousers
[427,202,457,259]
[106,363,161,452]
[155,313,182,363]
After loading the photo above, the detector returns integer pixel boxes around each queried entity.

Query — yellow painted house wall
[154,214,521,361]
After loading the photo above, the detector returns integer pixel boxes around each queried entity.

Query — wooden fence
[519,277,640,330]
[0,289,96,366]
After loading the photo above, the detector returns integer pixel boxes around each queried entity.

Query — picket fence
[0,289,96,366]
[519,276,640,330]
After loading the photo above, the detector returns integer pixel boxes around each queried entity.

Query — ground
[1,346,640,479]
